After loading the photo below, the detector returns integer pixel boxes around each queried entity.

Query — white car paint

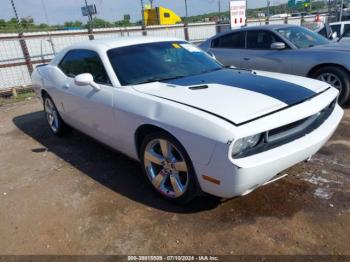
[31,37,343,198]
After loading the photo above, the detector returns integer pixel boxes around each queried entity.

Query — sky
[0,0,288,25]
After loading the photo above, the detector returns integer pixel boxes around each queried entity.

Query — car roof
[330,21,350,25]
[67,36,184,51]
[237,24,296,31]
[208,24,298,40]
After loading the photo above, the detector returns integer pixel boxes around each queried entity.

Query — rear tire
[140,132,198,204]
[311,66,350,105]
[43,95,70,136]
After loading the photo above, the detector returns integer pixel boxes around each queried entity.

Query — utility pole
[218,0,221,14]
[10,0,33,74]
[267,0,270,18]
[340,0,344,21]
[140,0,147,35]
[184,0,189,40]
[149,0,154,8]
[84,0,94,40]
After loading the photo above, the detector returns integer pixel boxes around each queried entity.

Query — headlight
[231,134,262,157]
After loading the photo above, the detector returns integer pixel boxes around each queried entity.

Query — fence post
[284,16,288,24]
[12,87,18,98]
[265,17,269,25]
[301,15,305,25]
[142,25,147,36]
[88,28,94,40]
[216,21,221,35]
[184,23,189,41]
[18,33,33,75]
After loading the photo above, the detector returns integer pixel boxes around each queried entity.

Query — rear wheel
[312,66,350,105]
[43,95,70,136]
[140,132,198,204]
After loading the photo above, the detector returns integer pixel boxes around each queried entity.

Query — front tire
[43,95,69,136]
[140,132,198,204]
[312,66,350,105]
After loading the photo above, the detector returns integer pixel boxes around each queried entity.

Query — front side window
[276,26,329,48]
[343,24,350,37]
[107,41,222,86]
[164,12,170,18]
[246,30,285,50]
[318,27,327,38]
[212,31,245,49]
[331,24,341,37]
[58,49,111,85]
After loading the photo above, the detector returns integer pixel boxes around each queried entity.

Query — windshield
[107,41,222,85]
[276,26,330,48]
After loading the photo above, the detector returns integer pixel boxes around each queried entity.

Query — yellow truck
[144,5,182,25]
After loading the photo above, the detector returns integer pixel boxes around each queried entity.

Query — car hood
[133,69,329,125]
[309,42,350,52]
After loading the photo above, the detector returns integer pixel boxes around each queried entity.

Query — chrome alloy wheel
[44,98,59,133]
[143,139,189,198]
[317,72,342,91]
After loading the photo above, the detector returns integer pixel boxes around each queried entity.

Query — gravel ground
[0,99,349,255]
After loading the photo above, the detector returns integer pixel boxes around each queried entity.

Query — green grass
[0,92,36,106]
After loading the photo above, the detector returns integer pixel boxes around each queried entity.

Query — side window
[212,31,245,49]
[246,30,286,50]
[344,24,350,37]
[58,49,111,85]
[318,27,327,38]
[164,12,170,18]
[331,24,341,37]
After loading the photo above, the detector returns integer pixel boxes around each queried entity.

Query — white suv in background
[330,21,350,43]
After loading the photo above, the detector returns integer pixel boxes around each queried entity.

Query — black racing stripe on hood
[162,69,316,105]
[147,87,330,126]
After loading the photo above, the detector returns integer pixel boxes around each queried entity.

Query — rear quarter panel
[290,50,350,76]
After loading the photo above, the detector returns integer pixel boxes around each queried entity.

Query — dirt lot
[0,99,349,255]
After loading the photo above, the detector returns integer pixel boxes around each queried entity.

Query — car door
[240,30,293,74]
[208,31,246,68]
[57,49,115,143]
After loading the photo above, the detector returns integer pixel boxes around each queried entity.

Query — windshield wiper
[136,68,223,85]
[137,75,188,84]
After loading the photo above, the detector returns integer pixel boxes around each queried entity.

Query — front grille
[235,99,336,159]
[267,99,336,143]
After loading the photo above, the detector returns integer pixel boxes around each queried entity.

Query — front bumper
[194,104,344,198]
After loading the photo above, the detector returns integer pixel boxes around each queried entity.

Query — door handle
[243,57,251,61]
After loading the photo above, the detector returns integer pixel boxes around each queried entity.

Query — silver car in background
[199,25,350,104]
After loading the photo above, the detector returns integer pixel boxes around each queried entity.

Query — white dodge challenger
[31,37,343,203]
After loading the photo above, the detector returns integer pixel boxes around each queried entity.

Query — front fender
[112,88,236,165]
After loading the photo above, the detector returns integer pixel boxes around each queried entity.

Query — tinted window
[277,26,329,48]
[212,31,245,49]
[164,12,170,18]
[247,30,285,49]
[59,49,111,85]
[107,41,222,86]
[344,24,350,37]
[318,27,327,37]
[331,24,341,36]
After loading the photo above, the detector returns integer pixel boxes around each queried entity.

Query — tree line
[0,1,333,33]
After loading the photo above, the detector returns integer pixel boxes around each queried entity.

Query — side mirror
[331,31,338,40]
[74,73,101,91]
[270,42,286,50]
